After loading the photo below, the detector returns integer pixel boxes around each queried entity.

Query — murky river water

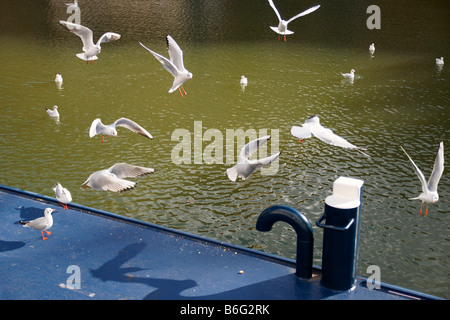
[0,0,448,298]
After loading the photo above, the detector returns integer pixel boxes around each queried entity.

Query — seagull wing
[268,0,282,22]
[401,146,428,194]
[139,41,179,77]
[239,135,271,162]
[312,126,361,150]
[82,170,136,192]
[287,4,321,23]
[166,35,186,72]
[96,32,121,46]
[291,125,313,139]
[89,118,105,137]
[59,20,95,52]
[114,118,153,139]
[427,142,444,192]
[252,151,281,166]
[107,163,155,179]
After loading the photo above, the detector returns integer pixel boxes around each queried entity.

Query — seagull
[53,182,72,209]
[59,20,121,64]
[82,163,155,192]
[268,0,321,42]
[291,115,369,157]
[341,69,355,79]
[46,105,60,118]
[139,36,193,97]
[369,43,375,55]
[20,208,55,240]
[89,118,153,142]
[55,74,63,89]
[400,142,444,216]
[436,57,444,65]
[226,135,281,181]
[240,75,248,86]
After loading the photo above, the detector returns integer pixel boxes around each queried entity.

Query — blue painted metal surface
[0,185,442,300]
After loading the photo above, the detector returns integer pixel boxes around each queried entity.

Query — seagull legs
[419,202,429,216]
[178,85,187,98]
[41,230,51,240]
[59,202,69,210]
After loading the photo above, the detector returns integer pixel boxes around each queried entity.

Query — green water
[0,0,449,298]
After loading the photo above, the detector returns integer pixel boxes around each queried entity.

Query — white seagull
[139,36,193,97]
[369,43,375,55]
[82,163,155,192]
[341,69,356,79]
[240,75,248,86]
[268,0,321,42]
[46,105,60,118]
[400,142,444,216]
[20,208,56,240]
[89,118,153,143]
[59,20,121,64]
[436,57,444,65]
[291,115,369,157]
[55,74,63,89]
[53,182,72,210]
[226,135,281,182]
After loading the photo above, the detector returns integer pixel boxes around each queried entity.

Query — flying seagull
[226,135,281,181]
[82,163,155,192]
[59,20,121,64]
[89,118,153,142]
[268,0,321,42]
[291,115,369,157]
[139,35,193,97]
[400,142,444,216]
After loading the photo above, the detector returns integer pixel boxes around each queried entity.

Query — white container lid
[325,177,364,209]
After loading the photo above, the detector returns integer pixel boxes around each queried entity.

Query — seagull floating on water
[53,182,72,210]
[369,43,375,55]
[341,69,355,79]
[400,142,444,216]
[59,20,121,64]
[46,105,60,118]
[291,115,369,157]
[20,208,55,240]
[82,163,155,192]
[89,118,153,142]
[240,75,248,86]
[55,74,63,89]
[436,57,444,65]
[226,135,281,181]
[268,0,321,42]
[139,36,193,97]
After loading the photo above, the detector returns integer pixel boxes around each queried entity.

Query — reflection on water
[0,0,449,298]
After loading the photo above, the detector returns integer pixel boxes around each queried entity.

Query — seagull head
[432,194,439,203]
[44,208,56,216]
[187,72,193,79]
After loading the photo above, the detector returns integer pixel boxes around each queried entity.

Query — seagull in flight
[291,115,369,157]
[89,118,153,142]
[268,0,321,42]
[139,35,193,97]
[82,163,155,192]
[400,142,444,216]
[226,135,281,181]
[59,20,121,64]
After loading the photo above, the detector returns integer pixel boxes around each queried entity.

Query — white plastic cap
[325,177,364,209]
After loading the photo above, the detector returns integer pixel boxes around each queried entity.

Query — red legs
[418,203,429,216]
[178,85,187,98]
[83,185,88,189]
[299,139,305,143]
[102,135,105,142]
[278,34,280,41]
[59,202,68,210]
[284,35,287,42]
[41,230,51,240]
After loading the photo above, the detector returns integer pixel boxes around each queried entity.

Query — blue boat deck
[0,185,440,300]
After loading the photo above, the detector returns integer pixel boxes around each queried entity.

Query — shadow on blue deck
[0,185,441,300]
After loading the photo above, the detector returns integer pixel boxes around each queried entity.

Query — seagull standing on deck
[89,118,153,142]
[139,36,193,97]
[400,142,444,216]
[267,0,321,42]
[20,208,55,240]
[53,182,72,210]
[291,115,369,157]
[59,20,121,64]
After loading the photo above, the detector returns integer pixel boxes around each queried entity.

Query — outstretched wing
[401,146,428,194]
[268,0,282,22]
[312,126,361,150]
[239,135,271,162]
[59,20,94,52]
[166,35,186,72]
[96,32,121,46]
[139,41,179,77]
[114,118,153,139]
[428,142,444,192]
[287,4,321,23]
[108,163,155,179]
